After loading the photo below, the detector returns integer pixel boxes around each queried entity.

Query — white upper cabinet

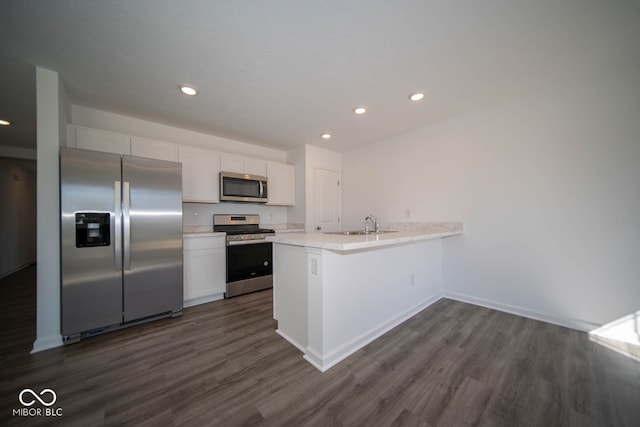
[220,154,244,174]
[178,145,220,203]
[244,157,268,176]
[70,125,131,155]
[220,154,267,177]
[266,161,295,206]
[131,137,178,161]
[67,125,291,205]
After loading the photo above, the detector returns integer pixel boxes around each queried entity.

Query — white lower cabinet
[183,235,226,307]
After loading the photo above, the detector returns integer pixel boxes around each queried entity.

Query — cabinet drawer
[184,235,225,251]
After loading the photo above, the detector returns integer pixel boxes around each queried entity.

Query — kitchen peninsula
[267,222,463,371]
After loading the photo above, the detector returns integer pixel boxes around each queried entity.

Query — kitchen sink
[325,230,398,235]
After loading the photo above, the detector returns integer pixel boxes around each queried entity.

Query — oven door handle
[227,240,272,246]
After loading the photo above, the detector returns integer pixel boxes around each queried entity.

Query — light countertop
[274,228,305,234]
[266,222,463,252]
[265,223,305,233]
[183,225,225,238]
[183,223,305,237]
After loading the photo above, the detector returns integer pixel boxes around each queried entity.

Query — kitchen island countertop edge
[266,223,463,251]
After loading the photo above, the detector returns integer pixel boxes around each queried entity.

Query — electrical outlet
[311,258,318,275]
[405,209,411,218]
[410,274,415,285]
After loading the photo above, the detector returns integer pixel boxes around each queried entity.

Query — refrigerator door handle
[123,181,131,271]
[114,181,122,271]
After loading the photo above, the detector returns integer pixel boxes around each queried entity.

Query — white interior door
[314,168,341,232]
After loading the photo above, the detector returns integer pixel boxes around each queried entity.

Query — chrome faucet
[364,215,379,234]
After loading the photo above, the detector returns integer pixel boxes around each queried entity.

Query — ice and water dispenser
[75,212,110,248]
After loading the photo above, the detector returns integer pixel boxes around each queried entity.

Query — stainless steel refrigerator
[60,147,183,342]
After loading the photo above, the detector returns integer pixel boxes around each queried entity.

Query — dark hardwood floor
[1,265,639,426]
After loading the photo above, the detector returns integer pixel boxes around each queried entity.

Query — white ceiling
[0,1,637,153]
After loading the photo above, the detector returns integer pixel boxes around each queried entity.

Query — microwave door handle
[259,180,264,198]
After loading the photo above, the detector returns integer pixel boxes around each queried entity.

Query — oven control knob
[264,261,269,266]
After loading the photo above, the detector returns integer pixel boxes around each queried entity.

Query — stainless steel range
[213,214,275,298]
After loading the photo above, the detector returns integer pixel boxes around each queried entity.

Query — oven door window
[226,242,272,283]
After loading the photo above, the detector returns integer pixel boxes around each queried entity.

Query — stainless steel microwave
[220,172,268,203]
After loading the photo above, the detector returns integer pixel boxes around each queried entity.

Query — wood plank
[1,265,638,426]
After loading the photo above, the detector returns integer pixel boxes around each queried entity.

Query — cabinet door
[244,157,267,177]
[178,146,220,203]
[220,154,244,174]
[220,154,267,176]
[131,137,177,161]
[183,236,226,306]
[74,126,131,155]
[266,161,295,206]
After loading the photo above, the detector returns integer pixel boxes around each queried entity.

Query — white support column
[32,67,64,353]
[303,247,326,369]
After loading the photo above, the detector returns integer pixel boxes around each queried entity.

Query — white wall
[0,145,37,160]
[0,158,36,277]
[342,59,640,331]
[183,203,288,227]
[285,145,342,232]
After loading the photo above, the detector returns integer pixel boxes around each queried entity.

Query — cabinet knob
[316,226,321,231]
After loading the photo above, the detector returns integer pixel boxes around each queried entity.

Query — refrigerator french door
[61,147,183,342]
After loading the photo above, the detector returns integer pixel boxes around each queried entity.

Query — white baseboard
[31,334,63,353]
[305,292,442,372]
[183,292,224,308]
[275,329,306,354]
[303,348,327,372]
[442,290,600,332]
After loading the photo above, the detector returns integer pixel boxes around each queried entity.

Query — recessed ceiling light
[179,84,198,96]
[409,92,425,101]
[321,133,332,140]
[0,119,10,126]
[353,107,367,115]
